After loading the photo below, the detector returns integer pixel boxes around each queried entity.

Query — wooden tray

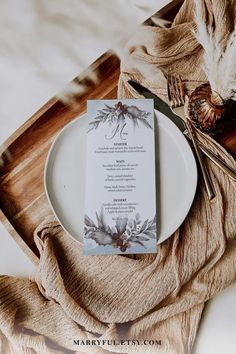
[0,0,235,265]
[0,51,120,264]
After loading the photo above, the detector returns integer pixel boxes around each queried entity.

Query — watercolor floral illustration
[84,211,156,252]
[88,101,153,139]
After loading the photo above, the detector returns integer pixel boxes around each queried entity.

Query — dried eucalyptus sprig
[194,0,236,101]
[88,101,152,134]
[84,210,156,253]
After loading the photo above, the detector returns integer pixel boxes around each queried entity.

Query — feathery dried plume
[194,0,236,100]
[218,26,236,100]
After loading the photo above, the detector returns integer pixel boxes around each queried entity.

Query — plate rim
[44,110,197,246]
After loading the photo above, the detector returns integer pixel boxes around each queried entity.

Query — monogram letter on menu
[84,99,157,255]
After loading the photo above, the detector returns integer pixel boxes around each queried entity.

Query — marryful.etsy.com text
[73,339,162,346]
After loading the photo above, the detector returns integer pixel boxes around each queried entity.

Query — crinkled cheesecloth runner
[1,0,236,353]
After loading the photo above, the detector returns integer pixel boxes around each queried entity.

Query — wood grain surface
[0,0,235,264]
[0,52,120,264]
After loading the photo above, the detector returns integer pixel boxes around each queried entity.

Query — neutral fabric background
[0,1,236,353]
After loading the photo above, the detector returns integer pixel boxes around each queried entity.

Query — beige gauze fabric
[1,0,236,353]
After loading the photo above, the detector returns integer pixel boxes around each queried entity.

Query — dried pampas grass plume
[194,0,236,101]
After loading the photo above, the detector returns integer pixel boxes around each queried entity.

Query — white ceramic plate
[44,110,197,245]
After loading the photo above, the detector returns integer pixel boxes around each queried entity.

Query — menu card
[84,99,157,255]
